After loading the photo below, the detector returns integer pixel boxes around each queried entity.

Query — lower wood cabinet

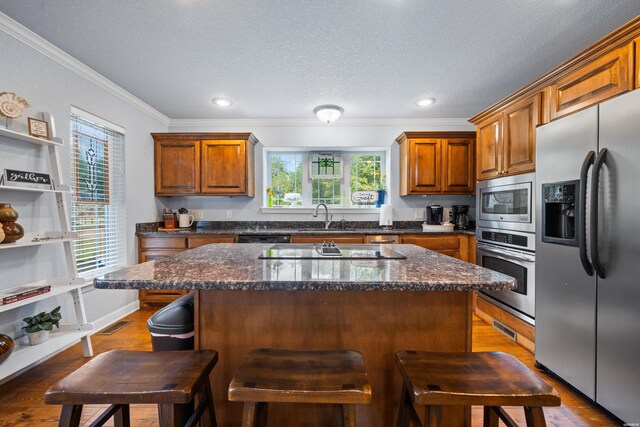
[137,235,237,306]
[290,235,365,244]
[400,234,474,262]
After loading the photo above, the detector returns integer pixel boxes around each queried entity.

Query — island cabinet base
[195,290,473,427]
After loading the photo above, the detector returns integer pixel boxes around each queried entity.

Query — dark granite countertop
[135,221,476,237]
[94,243,513,292]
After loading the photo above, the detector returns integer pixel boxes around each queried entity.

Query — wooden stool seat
[229,348,371,426]
[395,351,560,427]
[45,350,218,427]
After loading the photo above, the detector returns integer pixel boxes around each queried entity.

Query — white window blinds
[70,111,125,278]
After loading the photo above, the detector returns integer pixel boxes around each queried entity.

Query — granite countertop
[94,243,513,292]
[135,221,476,237]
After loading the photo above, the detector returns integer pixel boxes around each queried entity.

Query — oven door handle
[477,243,535,263]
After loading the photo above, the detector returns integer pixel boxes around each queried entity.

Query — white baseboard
[90,300,141,334]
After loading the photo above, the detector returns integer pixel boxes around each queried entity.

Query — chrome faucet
[313,203,333,229]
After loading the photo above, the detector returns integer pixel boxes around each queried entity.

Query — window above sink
[264,149,388,210]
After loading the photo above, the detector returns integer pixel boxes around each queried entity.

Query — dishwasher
[237,235,290,244]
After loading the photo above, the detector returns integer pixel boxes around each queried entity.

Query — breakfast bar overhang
[95,243,514,427]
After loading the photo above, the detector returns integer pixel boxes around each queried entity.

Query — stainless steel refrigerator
[536,88,640,423]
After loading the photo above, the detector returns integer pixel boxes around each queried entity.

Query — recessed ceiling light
[416,98,436,107]
[212,98,233,107]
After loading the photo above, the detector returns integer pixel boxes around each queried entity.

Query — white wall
[164,121,477,222]
[0,28,167,336]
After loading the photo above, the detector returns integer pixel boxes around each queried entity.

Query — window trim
[263,147,390,211]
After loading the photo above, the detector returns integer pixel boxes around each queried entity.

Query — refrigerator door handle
[590,148,608,279]
[579,150,595,276]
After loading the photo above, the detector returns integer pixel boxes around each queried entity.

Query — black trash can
[147,292,194,351]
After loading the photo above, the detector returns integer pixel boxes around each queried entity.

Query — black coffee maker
[426,205,444,224]
[451,205,471,229]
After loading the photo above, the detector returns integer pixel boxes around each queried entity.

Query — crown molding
[169,117,474,128]
[0,12,171,126]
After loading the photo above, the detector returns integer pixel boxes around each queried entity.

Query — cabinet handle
[370,239,395,243]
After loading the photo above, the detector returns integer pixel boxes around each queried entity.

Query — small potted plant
[22,306,61,345]
[266,186,275,207]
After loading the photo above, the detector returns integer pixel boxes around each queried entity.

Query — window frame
[264,148,389,211]
[69,107,126,279]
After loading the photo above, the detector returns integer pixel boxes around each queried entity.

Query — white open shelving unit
[0,113,93,384]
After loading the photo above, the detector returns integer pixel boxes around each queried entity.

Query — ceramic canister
[0,203,24,243]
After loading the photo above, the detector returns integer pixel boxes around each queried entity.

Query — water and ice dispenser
[541,180,580,246]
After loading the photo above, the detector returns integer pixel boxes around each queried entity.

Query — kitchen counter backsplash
[136,221,474,235]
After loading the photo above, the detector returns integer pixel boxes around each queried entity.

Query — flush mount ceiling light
[212,98,233,107]
[314,105,344,124]
[416,98,436,107]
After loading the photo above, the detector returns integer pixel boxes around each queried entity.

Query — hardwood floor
[0,307,622,426]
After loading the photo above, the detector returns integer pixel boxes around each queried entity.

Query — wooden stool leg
[396,386,410,427]
[241,402,258,427]
[255,402,268,427]
[196,378,217,427]
[58,404,82,427]
[159,403,187,427]
[424,405,441,427]
[483,406,499,427]
[524,407,547,427]
[342,404,357,427]
[114,404,130,427]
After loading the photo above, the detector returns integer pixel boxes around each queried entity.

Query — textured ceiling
[1,1,639,120]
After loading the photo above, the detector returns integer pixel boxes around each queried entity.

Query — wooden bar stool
[45,350,218,427]
[228,348,372,427]
[395,351,560,427]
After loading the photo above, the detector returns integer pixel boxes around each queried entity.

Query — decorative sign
[27,117,50,139]
[351,190,378,205]
[2,168,52,189]
[309,152,343,179]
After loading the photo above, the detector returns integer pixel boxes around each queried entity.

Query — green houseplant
[22,306,61,345]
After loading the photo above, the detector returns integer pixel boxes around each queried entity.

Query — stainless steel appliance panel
[477,241,535,320]
[595,89,640,422]
[535,106,598,399]
[476,173,535,233]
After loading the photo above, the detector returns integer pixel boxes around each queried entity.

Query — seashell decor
[0,92,30,119]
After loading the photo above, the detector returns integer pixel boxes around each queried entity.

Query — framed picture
[27,117,50,139]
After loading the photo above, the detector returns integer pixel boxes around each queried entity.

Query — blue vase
[376,190,386,208]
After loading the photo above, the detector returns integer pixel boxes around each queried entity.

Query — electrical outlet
[414,209,425,220]
[192,210,203,219]
[226,210,233,219]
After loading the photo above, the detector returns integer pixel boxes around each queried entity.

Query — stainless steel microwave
[476,172,535,233]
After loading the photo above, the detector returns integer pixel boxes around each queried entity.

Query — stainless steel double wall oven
[476,172,536,324]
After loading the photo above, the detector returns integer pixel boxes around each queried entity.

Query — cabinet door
[188,235,237,248]
[400,235,461,259]
[503,94,540,176]
[442,138,474,194]
[549,43,634,120]
[635,37,640,89]
[201,140,247,195]
[155,140,201,195]
[290,235,365,244]
[476,114,502,180]
[409,139,441,193]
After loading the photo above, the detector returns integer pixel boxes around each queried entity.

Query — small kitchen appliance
[451,205,471,230]
[426,205,443,225]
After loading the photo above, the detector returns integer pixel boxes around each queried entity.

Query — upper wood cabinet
[153,133,258,196]
[396,132,475,195]
[154,139,201,195]
[549,43,634,120]
[476,93,540,181]
[635,37,640,89]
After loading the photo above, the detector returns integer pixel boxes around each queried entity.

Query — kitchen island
[95,243,514,427]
